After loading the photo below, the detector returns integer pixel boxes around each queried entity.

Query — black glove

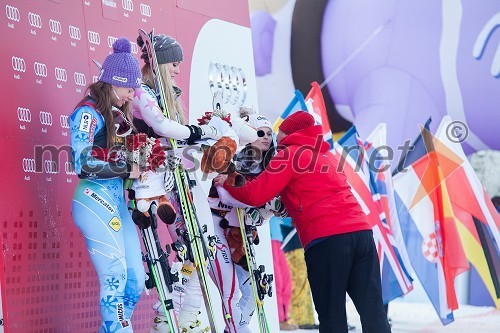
[185,124,221,144]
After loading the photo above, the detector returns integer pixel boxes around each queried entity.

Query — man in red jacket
[214,111,391,333]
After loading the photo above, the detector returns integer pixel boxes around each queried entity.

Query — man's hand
[213,174,229,187]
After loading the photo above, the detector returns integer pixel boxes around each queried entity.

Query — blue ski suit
[70,100,145,333]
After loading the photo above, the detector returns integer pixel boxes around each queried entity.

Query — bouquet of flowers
[125,133,166,172]
[197,109,232,125]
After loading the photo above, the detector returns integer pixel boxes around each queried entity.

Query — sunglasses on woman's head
[112,108,133,137]
[257,129,273,138]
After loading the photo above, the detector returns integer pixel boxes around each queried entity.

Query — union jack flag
[335,126,413,303]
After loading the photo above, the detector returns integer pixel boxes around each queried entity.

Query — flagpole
[320,19,392,89]
[280,228,297,250]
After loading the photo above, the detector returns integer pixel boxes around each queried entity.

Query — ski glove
[185,124,221,144]
[264,197,288,218]
[245,207,264,226]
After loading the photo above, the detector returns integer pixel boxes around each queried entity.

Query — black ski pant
[304,230,391,333]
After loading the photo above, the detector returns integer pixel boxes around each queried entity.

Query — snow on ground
[280,301,499,332]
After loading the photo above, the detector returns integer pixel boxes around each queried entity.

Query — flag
[336,126,413,304]
[272,90,307,133]
[305,81,333,148]
[393,119,470,324]
[366,124,414,289]
[434,116,500,308]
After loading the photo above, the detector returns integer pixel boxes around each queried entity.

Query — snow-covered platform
[282,301,499,333]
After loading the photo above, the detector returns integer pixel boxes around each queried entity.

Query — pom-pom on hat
[137,34,184,65]
[278,111,315,135]
[98,37,141,89]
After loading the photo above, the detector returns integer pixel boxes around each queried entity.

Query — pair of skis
[138,29,226,333]
[138,28,273,333]
[128,198,179,333]
[235,208,273,333]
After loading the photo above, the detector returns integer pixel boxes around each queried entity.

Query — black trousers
[304,230,391,333]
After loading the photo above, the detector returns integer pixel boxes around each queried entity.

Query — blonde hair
[141,63,187,125]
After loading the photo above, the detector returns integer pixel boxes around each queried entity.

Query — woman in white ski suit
[131,33,221,333]
[208,111,283,333]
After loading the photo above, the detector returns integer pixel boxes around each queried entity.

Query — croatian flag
[393,119,469,324]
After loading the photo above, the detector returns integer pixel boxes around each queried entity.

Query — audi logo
[69,25,81,40]
[107,36,117,48]
[74,72,86,86]
[12,56,26,72]
[208,62,247,106]
[64,161,75,175]
[22,158,36,173]
[5,5,20,22]
[28,12,42,29]
[49,19,62,35]
[140,3,151,17]
[88,30,100,45]
[44,160,58,174]
[60,115,69,129]
[17,107,32,122]
[39,111,53,126]
[122,0,134,12]
[33,62,48,77]
[55,67,67,82]
[130,42,138,54]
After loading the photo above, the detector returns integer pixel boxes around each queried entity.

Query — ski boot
[178,311,210,333]
[255,265,273,301]
[148,312,171,333]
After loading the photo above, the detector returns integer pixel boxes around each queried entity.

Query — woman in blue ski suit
[70,37,144,333]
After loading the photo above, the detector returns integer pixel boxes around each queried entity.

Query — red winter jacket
[223,125,370,248]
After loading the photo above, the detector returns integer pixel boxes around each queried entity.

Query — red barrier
[0,1,249,331]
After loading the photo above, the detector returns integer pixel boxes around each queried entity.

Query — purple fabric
[99,37,141,88]
[321,0,500,159]
[251,11,277,76]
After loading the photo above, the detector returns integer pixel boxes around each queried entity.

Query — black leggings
[304,230,391,333]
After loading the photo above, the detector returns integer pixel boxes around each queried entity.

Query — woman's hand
[128,163,141,179]
[213,174,228,187]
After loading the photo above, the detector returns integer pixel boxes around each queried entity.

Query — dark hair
[236,140,276,175]
[262,140,276,169]
[74,81,133,148]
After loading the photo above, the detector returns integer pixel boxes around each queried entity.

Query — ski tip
[91,59,102,70]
